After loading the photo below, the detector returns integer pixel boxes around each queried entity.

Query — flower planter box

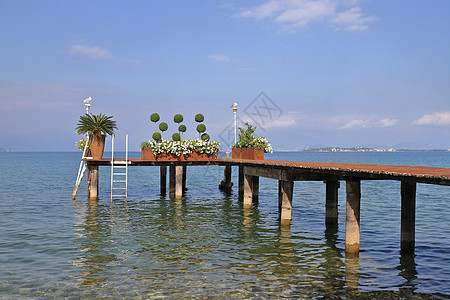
[141,148,155,160]
[232,147,264,160]
[140,149,218,161]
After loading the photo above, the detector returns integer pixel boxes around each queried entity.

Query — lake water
[0,151,449,298]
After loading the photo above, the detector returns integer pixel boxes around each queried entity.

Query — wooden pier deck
[82,158,450,256]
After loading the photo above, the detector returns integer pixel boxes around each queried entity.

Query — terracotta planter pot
[141,148,155,160]
[89,134,106,160]
[232,147,264,160]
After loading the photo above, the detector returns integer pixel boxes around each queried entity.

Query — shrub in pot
[231,122,272,160]
[75,113,117,160]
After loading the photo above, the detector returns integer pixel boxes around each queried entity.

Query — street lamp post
[231,102,238,145]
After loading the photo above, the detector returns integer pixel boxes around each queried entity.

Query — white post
[231,102,238,145]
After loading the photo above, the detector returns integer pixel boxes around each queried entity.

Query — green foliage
[140,140,152,149]
[75,113,118,136]
[172,133,181,141]
[159,122,168,132]
[178,124,186,132]
[195,113,204,123]
[232,122,273,153]
[76,138,88,151]
[201,133,210,141]
[174,114,183,123]
[196,124,206,133]
[150,113,160,123]
[152,132,162,142]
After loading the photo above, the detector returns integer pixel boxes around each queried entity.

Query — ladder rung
[113,161,129,164]
[112,195,127,197]
[112,187,127,190]
[113,180,127,182]
[113,166,127,168]
[113,173,127,176]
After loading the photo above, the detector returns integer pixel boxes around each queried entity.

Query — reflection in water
[72,200,116,287]
[345,255,361,290]
[398,251,418,293]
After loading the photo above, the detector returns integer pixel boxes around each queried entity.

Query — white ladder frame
[110,134,129,202]
[72,135,93,199]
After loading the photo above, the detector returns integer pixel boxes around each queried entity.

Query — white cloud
[209,55,231,62]
[341,116,399,129]
[413,112,450,126]
[330,7,377,31]
[236,0,376,32]
[69,45,113,59]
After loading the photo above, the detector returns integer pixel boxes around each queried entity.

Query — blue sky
[1,0,449,151]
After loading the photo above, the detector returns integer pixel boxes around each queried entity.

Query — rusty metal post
[239,166,244,197]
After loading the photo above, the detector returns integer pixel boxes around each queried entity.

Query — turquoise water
[0,151,449,298]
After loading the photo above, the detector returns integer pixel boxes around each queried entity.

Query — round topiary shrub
[174,114,183,124]
[196,124,206,133]
[152,132,162,142]
[178,125,186,133]
[201,133,210,141]
[150,113,160,123]
[159,122,168,132]
[195,113,204,123]
[172,133,181,141]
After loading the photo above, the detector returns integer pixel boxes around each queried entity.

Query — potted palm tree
[75,113,118,160]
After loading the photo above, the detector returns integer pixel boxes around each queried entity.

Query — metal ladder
[72,135,92,200]
[110,134,129,202]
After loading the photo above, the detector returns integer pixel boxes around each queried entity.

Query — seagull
[82,97,92,104]
[230,102,237,108]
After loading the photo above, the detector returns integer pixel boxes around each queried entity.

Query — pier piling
[325,180,340,226]
[401,181,416,253]
[243,174,253,208]
[345,179,361,256]
[175,166,183,199]
[219,165,233,192]
[238,166,244,197]
[160,166,167,195]
[169,166,175,197]
[87,164,98,200]
[279,180,294,226]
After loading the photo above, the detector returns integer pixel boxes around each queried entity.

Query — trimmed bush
[172,133,181,141]
[152,132,162,142]
[178,124,186,133]
[150,113,160,123]
[174,114,183,123]
[196,124,206,133]
[159,122,168,132]
[201,133,210,141]
[195,113,204,123]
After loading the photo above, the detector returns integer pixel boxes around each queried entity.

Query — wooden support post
[401,181,416,254]
[87,164,98,200]
[279,180,294,226]
[252,176,259,201]
[175,165,183,200]
[345,179,361,256]
[325,180,340,226]
[239,166,244,197]
[182,165,187,194]
[160,166,167,195]
[243,174,253,208]
[219,165,233,192]
[169,165,175,197]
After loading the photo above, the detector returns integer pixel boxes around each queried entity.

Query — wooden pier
[82,158,450,256]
